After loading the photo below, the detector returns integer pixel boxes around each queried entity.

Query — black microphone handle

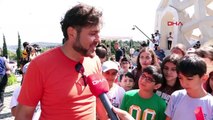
[99,93,119,120]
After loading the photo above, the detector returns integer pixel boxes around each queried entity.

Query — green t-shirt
[120,90,166,120]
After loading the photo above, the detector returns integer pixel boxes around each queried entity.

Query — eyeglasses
[140,74,155,83]
[122,61,129,64]
[75,62,87,86]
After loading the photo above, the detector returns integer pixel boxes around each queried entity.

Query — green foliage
[7,74,17,86]
[9,51,17,60]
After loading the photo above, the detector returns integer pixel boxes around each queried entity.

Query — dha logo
[167,21,183,26]
[92,78,105,85]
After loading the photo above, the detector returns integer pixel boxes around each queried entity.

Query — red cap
[87,74,109,97]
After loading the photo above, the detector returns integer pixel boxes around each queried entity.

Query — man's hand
[112,107,135,120]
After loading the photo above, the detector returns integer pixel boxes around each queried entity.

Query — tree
[2,34,8,57]
[16,32,22,67]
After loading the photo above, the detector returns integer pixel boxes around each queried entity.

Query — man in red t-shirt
[15,4,103,120]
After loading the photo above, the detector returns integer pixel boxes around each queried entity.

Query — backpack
[0,57,6,77]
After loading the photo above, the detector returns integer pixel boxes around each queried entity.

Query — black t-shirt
[115,49,123,62]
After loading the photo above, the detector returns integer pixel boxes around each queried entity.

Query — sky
[0,0,160,46]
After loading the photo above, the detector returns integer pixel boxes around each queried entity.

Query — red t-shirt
[18,47,102,120]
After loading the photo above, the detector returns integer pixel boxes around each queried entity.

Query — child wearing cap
[119,72,135,91]
[170,43,186,57]
[96,60,125,120]
[165,55,213,120]
[120,65,166,120]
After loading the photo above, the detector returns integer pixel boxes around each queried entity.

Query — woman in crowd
[131,47,160,89]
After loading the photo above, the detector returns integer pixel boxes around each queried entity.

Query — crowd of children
[95,40,213,120]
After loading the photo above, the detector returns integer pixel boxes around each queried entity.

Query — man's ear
[154,83,162,90]
[67,27,77,40]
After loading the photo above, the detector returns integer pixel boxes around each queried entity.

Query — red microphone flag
[87,74,109,97]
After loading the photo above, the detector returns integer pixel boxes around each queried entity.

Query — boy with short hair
[119,72,135,91]
[120,57,131,74]
[165,55,213,120]
[120,65,166,120]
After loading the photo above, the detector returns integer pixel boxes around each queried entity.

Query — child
[165,55,213,120]
[131,47,160,89]
[119,72,135,91]
[120,65,166,120]
[154,44,165,61]
[120,57,132,74]
[96,60,125,119]
[170,43,186,57]
[195,46,213,75]
[156,54,182,103]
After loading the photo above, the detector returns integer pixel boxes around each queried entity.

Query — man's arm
[15,104,35,120]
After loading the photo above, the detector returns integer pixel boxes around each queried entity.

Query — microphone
[87,74,119,120]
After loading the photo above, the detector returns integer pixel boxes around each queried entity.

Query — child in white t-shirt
[96,60,125,120]
[165,55,213,120]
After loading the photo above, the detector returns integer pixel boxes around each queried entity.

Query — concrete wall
[155,0,213,49]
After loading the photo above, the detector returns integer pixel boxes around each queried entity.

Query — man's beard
[73,34,95,58]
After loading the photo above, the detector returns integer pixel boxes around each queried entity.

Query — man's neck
[61,44,84,62]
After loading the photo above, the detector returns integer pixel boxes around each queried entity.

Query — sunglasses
[75,62,87,86]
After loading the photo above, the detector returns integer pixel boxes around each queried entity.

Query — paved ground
[0,76,22,120]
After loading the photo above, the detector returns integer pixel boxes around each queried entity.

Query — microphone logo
[87,74,109,97]
[92,78,106,85]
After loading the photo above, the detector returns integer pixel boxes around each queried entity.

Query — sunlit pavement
[0,75,22,120]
